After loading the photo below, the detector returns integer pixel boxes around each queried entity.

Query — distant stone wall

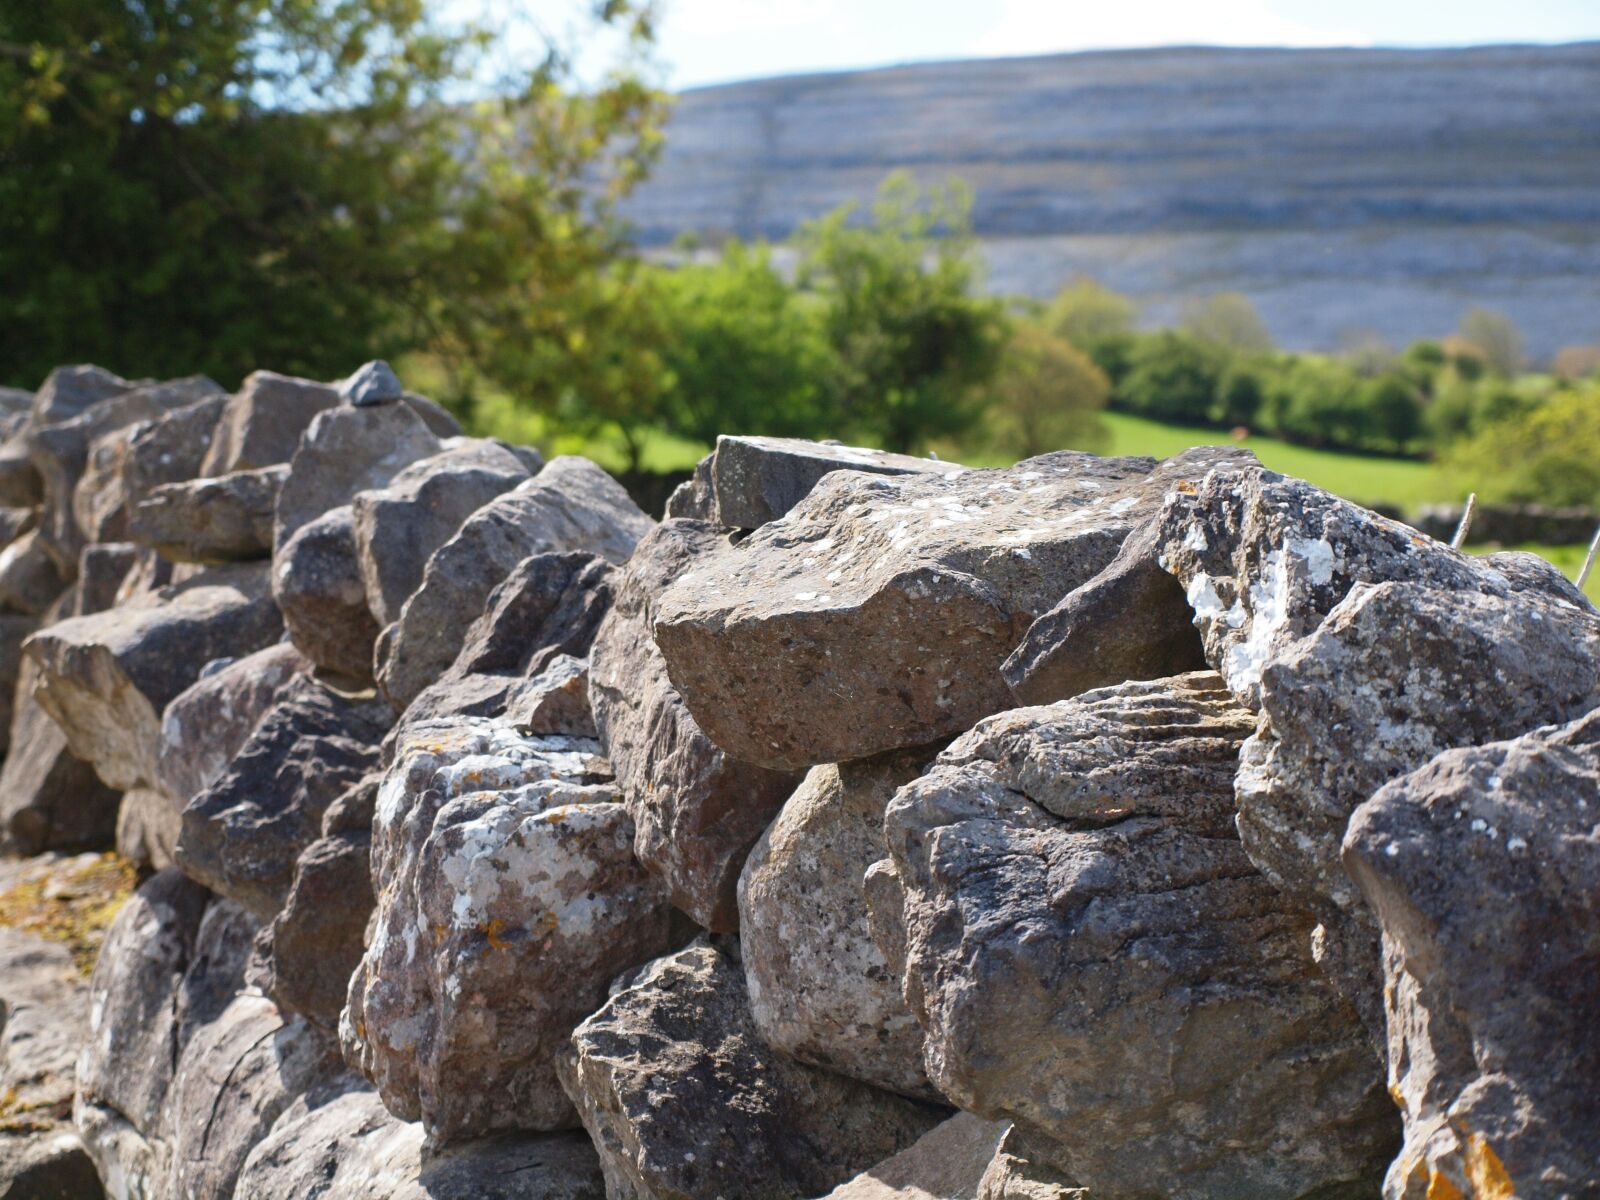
[1412,501,1600,547]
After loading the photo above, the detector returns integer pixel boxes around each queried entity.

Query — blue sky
[646,0,1600,88]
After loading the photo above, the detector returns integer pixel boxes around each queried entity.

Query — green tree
[0,0,664,395]
[1115,331,1225,424]
[1457,308,1523,377]
[648,242,838,450]
[982,323,1109,459]
[796,173,1006,453]
[1044,278,1136,351]
[1443,384,1600,508]
[1361,375,1423,453]
[1213,365,1265,429]
[1179,292,1274,353]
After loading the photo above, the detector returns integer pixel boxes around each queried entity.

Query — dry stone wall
[0,362,1593,1200]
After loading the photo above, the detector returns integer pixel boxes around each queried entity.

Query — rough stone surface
[1002,516,1210,705]
[377,457,652,710]
[199,370,339,477]
[29,376,221,573]
[29,366,140,428]
[0,924,99,1200]
[822,1113,1009,1200]
[273,402,442,552]
[557,941,946,1200]
[25,562,284,792]
[1343,709,1600,1200]
[877,673,1394,1200]
[273,505,381,683]
[0,434,40,511]
[1,585,123,855]
[0,530,66,616]
[396,551,613,735]
[739,747,940,1100]
[351,439,530,627]
[663,453,717,521]
[265,817,375,1030]
[655,446,1250,770]
[235,1081,607,1200]
[710,435,963,529]
[976,1128,1088,1200]
[164,994,340,1200]
[132,465,286,562]
[177,673,392,921]
[115,788,180,870]
[0,614,36,756]
[154,642,307,808]
[590,520,801,931]
[342,717,670,1141]
[340,360,405,408]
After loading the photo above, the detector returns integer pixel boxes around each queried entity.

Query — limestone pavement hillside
[0,367,1593,1199]
[621,43,1600,355]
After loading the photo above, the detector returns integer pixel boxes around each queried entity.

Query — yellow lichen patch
[1174,479,1198,495]
[1426,1167,1465,1200]
[1388,1083,1409,1114]
[1465,1135,1516,1199]
[0,854,139,976]
[484,918,512,950]
[0,1084,70,1132]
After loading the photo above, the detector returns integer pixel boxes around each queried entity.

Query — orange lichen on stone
[1465,1134,1515,1200]
[484,918,512,950]
[1426,1167,1465,1200]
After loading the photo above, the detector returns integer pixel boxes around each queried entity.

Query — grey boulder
[236,1081,606,1200]
[709,434,964,529]
[654,447,1250,770]
[342,717,669,1141]
[199,370,339,476]
[273,503,381,683]
[24,562,284,792]
[351,439,531,628]
[176,672,392,921]
[29,364,141,427]
[821,1113,1009,1200]
[339,359,405,407]
[0,529,66,616]
[377,456,651,710]
[739,747,940,1100]
[590,520,801,931]
[557,941,947,1200]
[132,465,287,562]
[1343,709,1600,1200]
[876,673,1394,1200]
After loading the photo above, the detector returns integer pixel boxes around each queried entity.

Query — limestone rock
[709,435,963,529]
[739,747,940,1099]
[265,818,375,1030]
[116,787,180,870]
[1343,709,1600,1200]
[977,1128,1088,1200]
[154,642,307,808]
[165,994,341,1200]
[0,924,99,1200]
[878,673,1394,1200]
[654,447,1249,770]
[590,520,800,931]
[822,1113,1010,1200]
[377,457,652,710]
[1,587,123,854]
[0,435,40,510]
[29,365,140,427]
[340,360,405,407]
[0,614,36,756]
[351,440,530,628]
[395,551,613,735]
[557,942,946,1200]
[342,717,669,1141]
[25,562,284,792]
[663,452,717,521]
[73,390,229,547]
[199,370,339,476]
[274,402,443,553]
[132,465,286,562]
[177,673,392,921]
[0,530,66,616]
[235,1081,606,1200]
[273,504,380,683]
[29,375,221,572]
[72,542,140,617]
[1002,516,1209,705]
[0,507,34,548]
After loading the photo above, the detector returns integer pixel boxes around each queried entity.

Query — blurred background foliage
[3,0,1599,544]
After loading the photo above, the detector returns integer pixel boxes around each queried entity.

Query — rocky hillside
[0,363,1596,1198]
[621,43,1600,356]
